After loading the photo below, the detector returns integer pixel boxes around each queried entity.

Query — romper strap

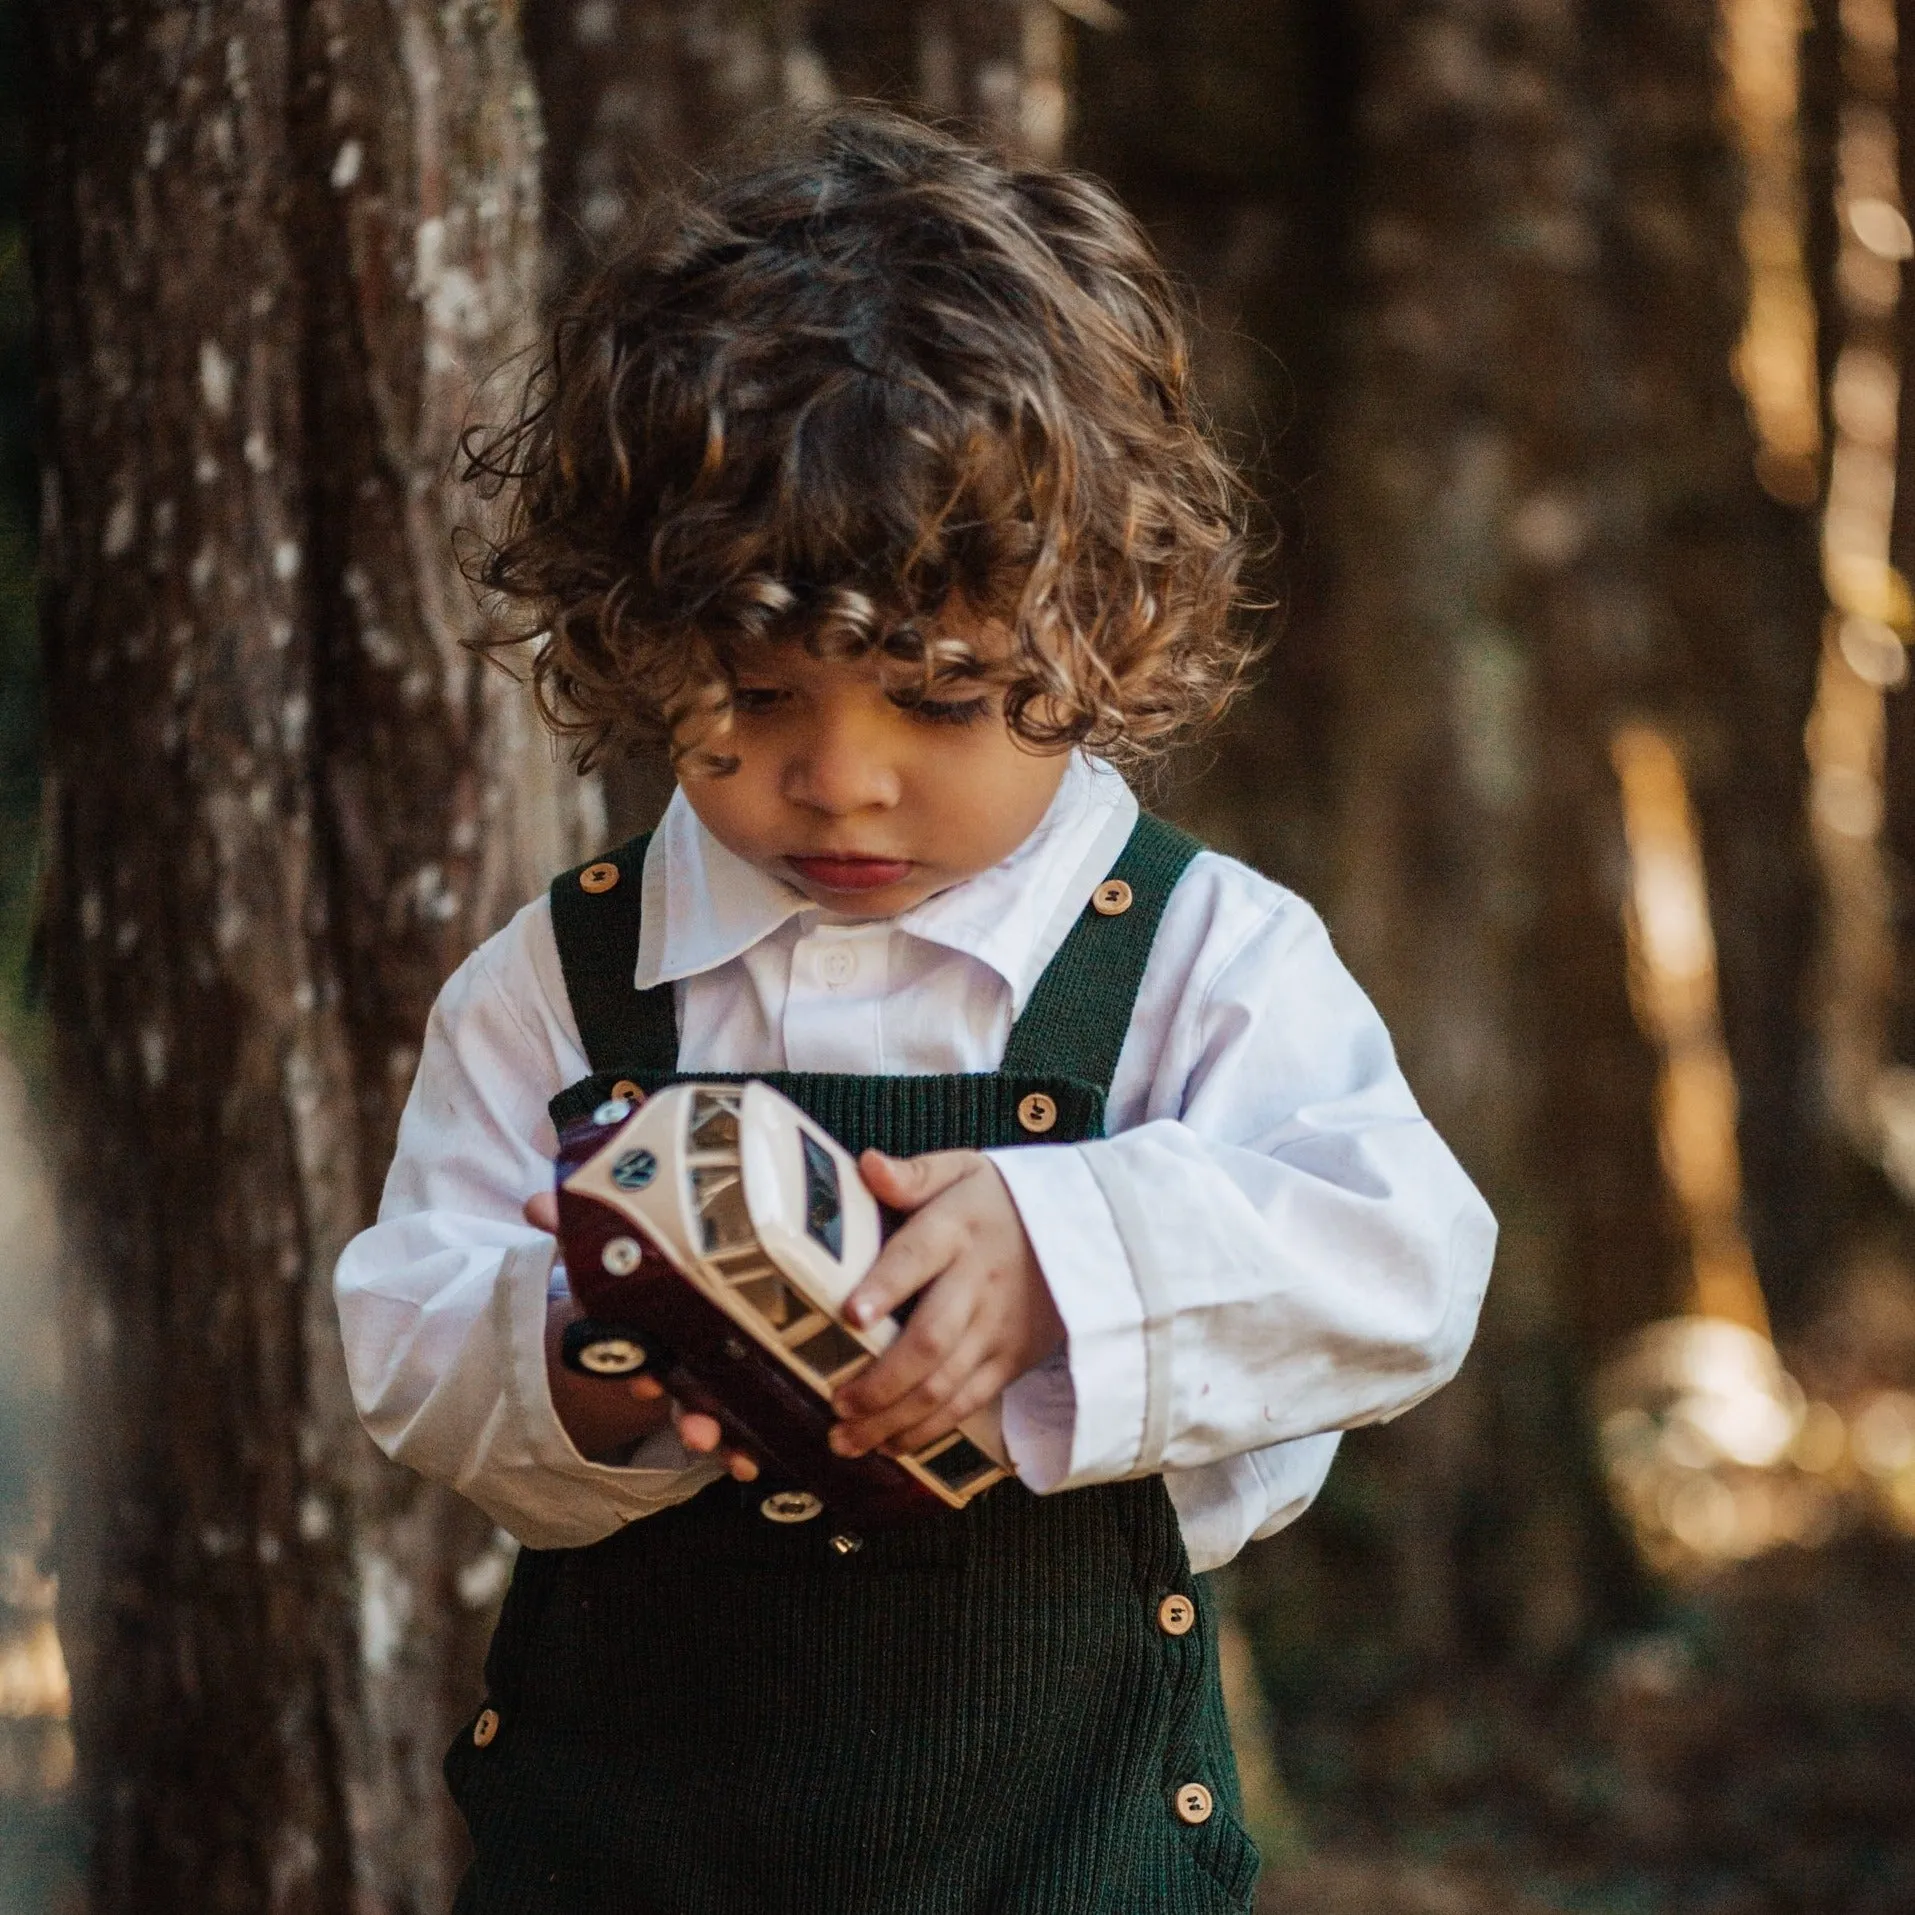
[999,812,1202,1091]
[549,812,1203,1091]
[548,833,679,1075]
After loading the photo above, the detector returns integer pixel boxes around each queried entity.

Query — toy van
[556,1081,1011,1531]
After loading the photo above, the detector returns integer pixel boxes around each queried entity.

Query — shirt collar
[635,753,1140,1014]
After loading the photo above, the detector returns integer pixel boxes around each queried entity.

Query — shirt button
[1157,1593,1196,1637]
[578,861,620,894]
[1092,878,1133,916]
[1173,1781,1213,1826]
[821,946,857,987]
[1017,1092,1058,1134]
[472,1707,500,1748]
[610,1079,642,1104]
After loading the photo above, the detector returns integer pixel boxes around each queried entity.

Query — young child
[335,108,1495,1915]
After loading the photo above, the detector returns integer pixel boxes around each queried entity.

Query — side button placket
[1153,1577,1212,1833]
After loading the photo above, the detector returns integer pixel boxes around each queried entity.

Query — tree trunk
[1599,1,1827,1338]
[1882,0,1915,1080]
[1071,0,1357,902]
[521,0,1063,841]
[32,2,584,1907]
[1209,0,1823,1832]
[1320,0,1676,1685]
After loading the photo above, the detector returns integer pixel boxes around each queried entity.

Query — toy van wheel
[561,1319,667,1379]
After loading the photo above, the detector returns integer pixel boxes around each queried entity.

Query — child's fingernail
[828,1425,859,1457]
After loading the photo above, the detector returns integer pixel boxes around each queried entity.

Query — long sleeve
[333,898,721,1550]
[336,767,1493,1572]
[989,857,1495,1559]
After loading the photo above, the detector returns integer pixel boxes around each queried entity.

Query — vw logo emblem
[611,1147,658,1191]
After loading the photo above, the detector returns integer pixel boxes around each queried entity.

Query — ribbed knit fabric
[447,817,1254,1914]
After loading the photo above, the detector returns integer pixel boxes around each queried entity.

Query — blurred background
[7,1,1915,1910]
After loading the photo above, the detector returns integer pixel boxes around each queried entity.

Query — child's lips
[788,854,915,893]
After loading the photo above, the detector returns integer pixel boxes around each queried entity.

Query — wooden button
[610,1079,642,1104]
[1017,1092,1058,1134]
[579,861,621,894]
[472,1707,499,1748]
[1158,1593,1196,1637]
[1173,1781,1213,1826]
[1092,878,1133,916]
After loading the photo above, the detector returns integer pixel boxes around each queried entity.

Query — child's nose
[781,711,902,816]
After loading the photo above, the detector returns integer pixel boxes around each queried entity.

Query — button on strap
[1173,1781,1213,1825]
[1157,1593,1196,1636]
[1000,814,1201,1093]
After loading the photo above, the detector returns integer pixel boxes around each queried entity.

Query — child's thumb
[858,1147,972,1211]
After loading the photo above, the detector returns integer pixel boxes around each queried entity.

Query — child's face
[676,631,1072,918]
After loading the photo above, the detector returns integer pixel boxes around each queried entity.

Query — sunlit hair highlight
[463,106,1258,773]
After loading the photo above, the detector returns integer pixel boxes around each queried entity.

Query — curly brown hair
[464,106,1258,773]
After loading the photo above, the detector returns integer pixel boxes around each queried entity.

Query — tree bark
[1070,0,1357,902]
[32,2,584,1907]
[1222,1,1819,1749]
[1883,0,1915,1078]
[1598,1,1827,1337]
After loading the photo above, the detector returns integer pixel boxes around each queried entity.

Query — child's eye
[731,686,789,716]
[893,693,990,727]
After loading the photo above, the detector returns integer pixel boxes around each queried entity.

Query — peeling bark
[32,2,585,1907]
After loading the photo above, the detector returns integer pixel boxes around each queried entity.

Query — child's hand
[829,1149,1063,1460]
[524,1190,759,1481]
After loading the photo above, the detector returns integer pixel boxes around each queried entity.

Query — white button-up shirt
[334,755,1496,1571]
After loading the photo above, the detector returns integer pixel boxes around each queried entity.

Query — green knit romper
[444,815,1259,1915]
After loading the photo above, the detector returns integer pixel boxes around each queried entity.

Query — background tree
[1084,0,1828,1858]
[31,2,588,1907]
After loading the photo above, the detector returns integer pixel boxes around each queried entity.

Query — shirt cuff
[988,1144,1149,1491]
[498,1240,723,1538]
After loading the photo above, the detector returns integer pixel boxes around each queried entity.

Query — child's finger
[885,1360,1010,1457]
[833,1319,993,1457]
[857,1147,977,1215]
[837,1256,972,1412]
[832,1277,978,1436]
[842,1206,959,1329]
[522,1189,559,1233]
[674,1407,758,1480]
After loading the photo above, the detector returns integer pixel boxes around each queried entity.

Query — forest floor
[1255,1526,1915,1915]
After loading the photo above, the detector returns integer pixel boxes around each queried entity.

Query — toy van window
[733,1272,804,1330]
[793,1319,865,1381]
[918,1436,996,1493]
[801,1133,843,1258]
[689,1092,740,1154]
[692,1166,753,1252]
